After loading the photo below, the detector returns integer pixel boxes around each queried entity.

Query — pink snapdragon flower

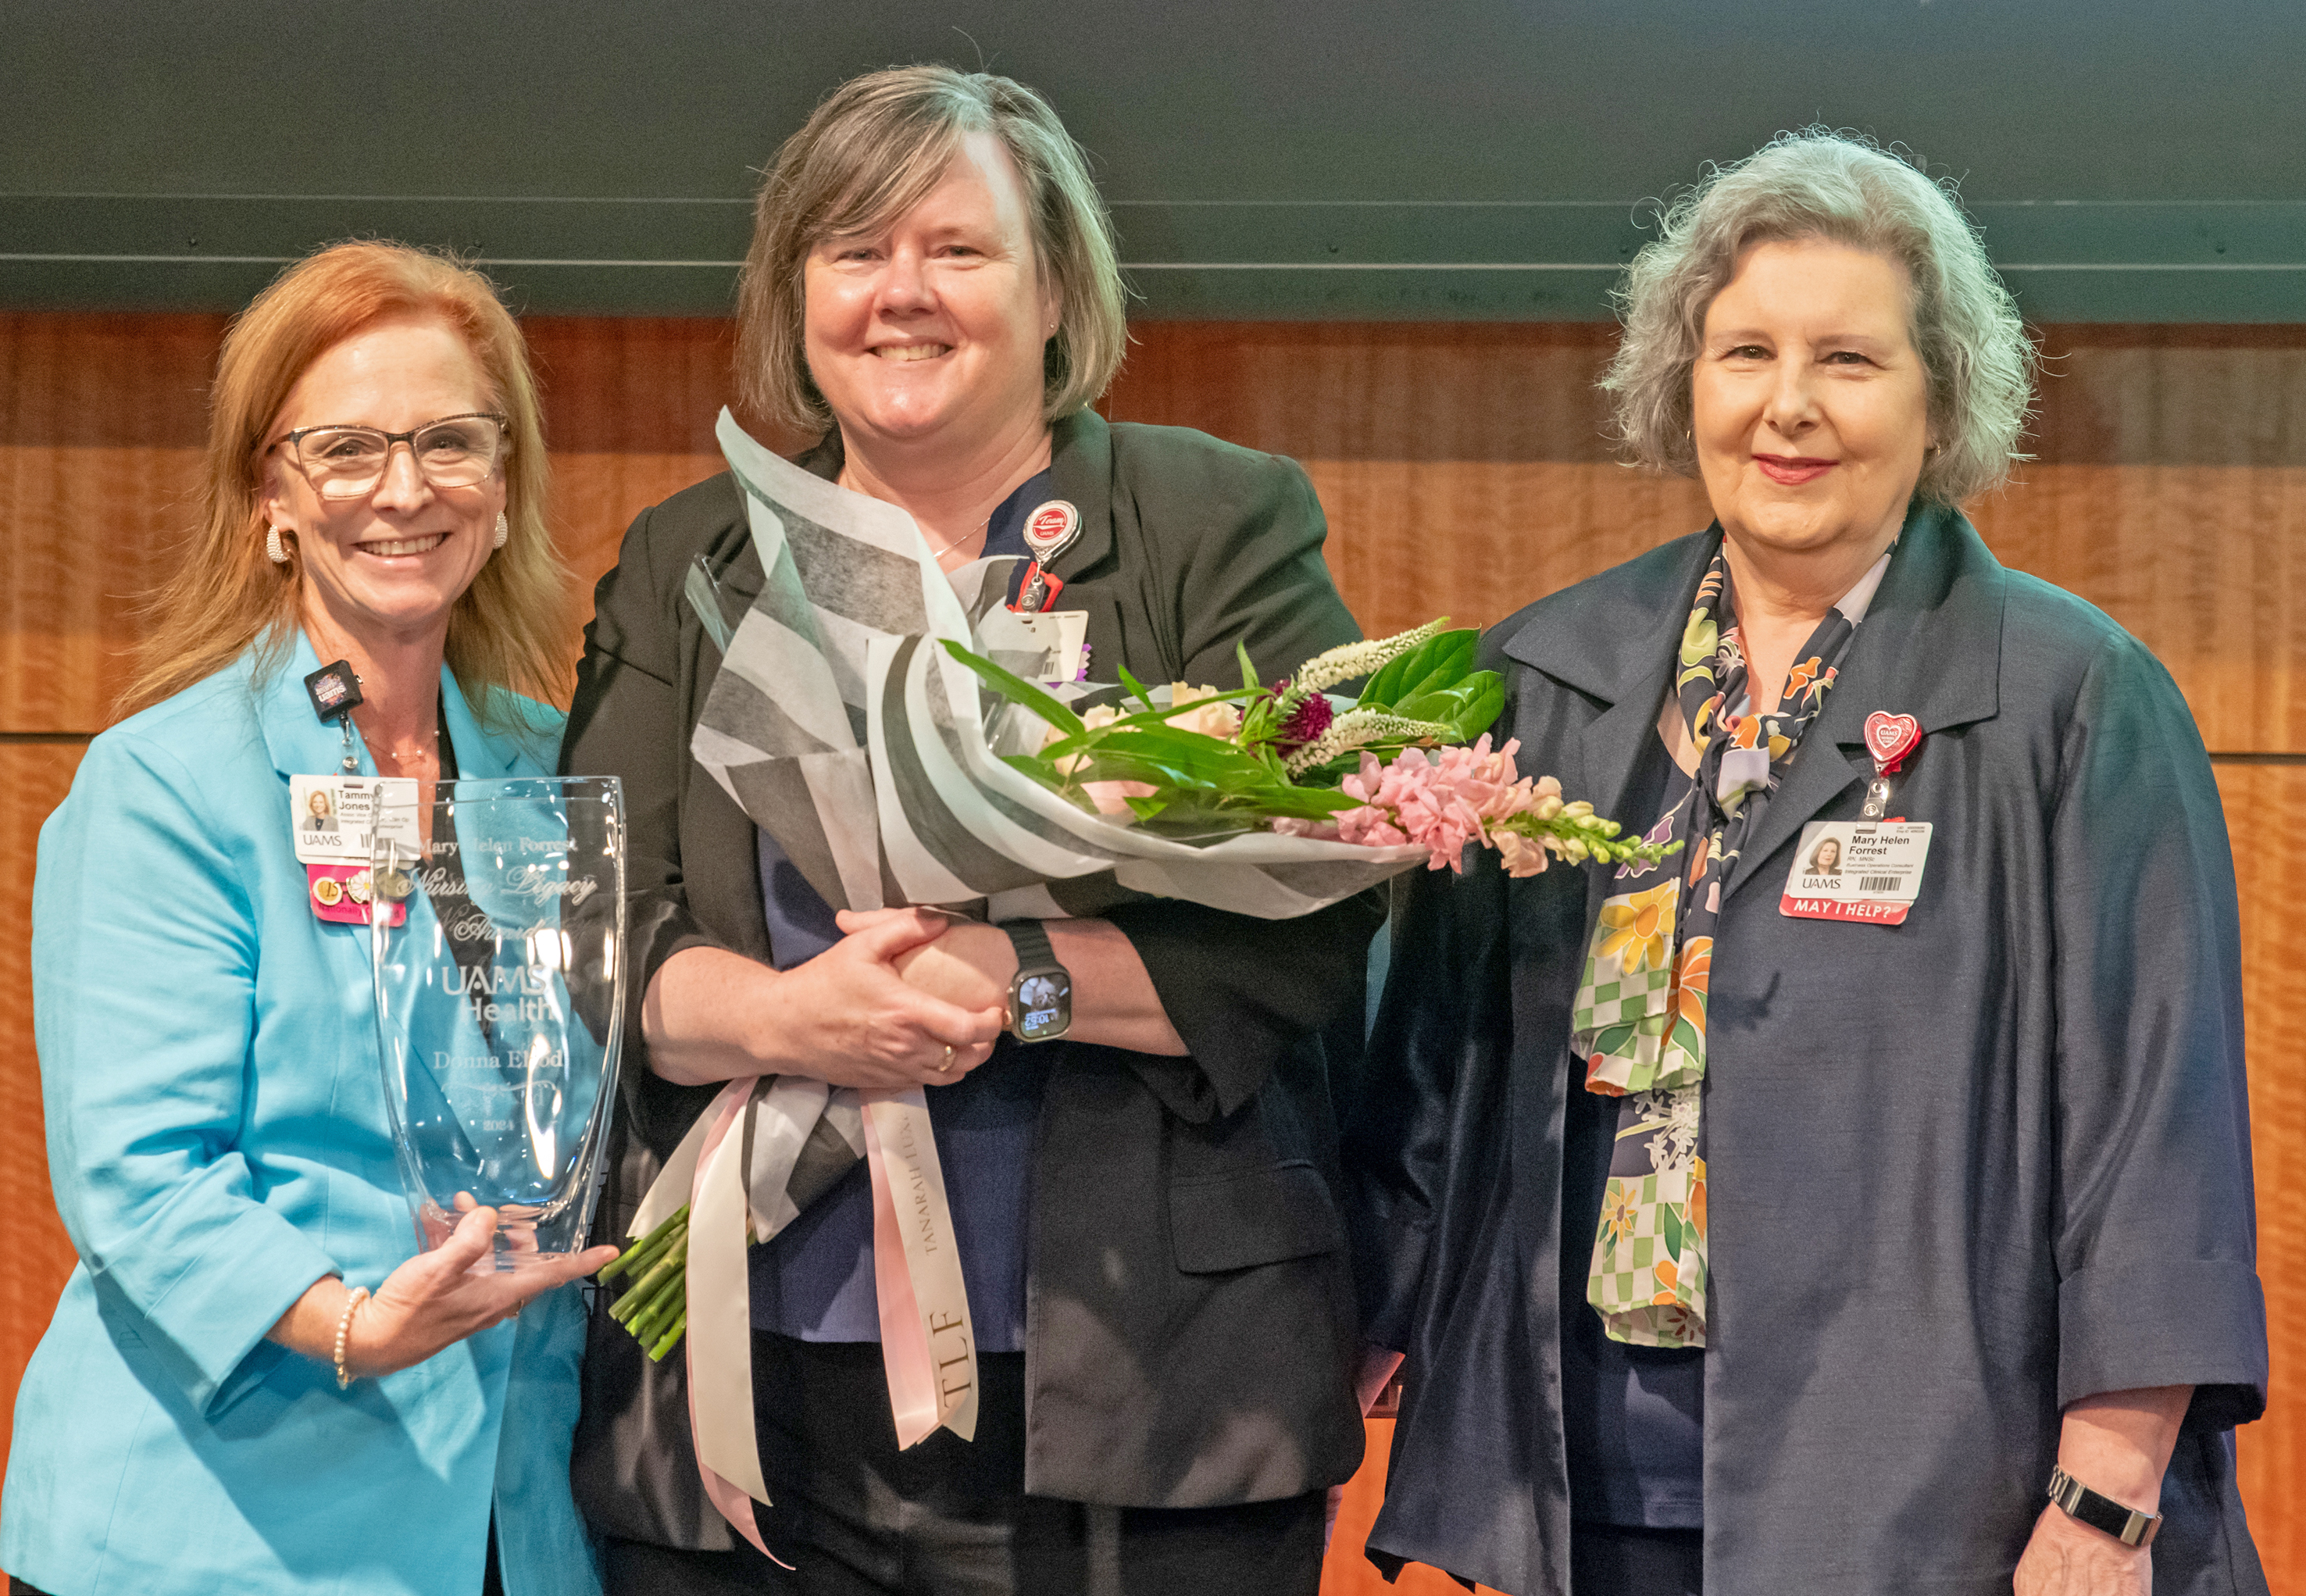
[1337,745,1486,870]
[1494,830,1551,877]
[1327,735,1571,873]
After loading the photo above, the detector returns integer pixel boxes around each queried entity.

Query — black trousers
[1569,1523,1702,1596]
[601,1332,1327,1596]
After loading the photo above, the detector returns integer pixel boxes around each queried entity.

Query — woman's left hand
[847,911,1013,1013]
[2013,1505,2152,1594]
[848,909,1191,1056]
[351,1205,619,1376]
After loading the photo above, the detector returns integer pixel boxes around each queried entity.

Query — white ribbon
[628,1076,979,1551]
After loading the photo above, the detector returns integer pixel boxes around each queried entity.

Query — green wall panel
[5,1,2302,320]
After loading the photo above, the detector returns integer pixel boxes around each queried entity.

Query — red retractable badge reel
[1861,711,1922,819]
[1015,500,1080,613]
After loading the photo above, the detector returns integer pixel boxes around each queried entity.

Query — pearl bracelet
[334,1286,370,1390]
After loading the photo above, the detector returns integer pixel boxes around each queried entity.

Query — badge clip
[1022,500,1081,566]
[1860,711,1922,819]
[1012,565,1066,615]
[305,659,365,773]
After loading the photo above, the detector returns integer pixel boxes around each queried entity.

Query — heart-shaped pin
[1862,711,1922,772]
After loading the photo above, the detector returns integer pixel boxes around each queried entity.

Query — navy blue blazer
[1348,505,2269,1595]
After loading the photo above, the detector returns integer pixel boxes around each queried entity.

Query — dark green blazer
[563,409,1382,1548]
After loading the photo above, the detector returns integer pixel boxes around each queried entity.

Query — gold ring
[937,1044,955,1072]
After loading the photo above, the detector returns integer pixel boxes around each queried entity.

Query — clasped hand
[798,907,1015,1086]
[641,907,1012,1090]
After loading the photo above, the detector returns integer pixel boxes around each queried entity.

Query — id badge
[291,774,420,866]
[974,608,1089,684]
[1779,820,1932,925]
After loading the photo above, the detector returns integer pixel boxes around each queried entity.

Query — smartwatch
[2046,1466,2161,1548]
[999,920,1073,1043]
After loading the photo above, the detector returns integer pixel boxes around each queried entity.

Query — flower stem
[599,1205,688,1284]
[620,1234,687,1312]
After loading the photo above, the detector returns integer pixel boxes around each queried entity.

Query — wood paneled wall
[1,314,2299,1593]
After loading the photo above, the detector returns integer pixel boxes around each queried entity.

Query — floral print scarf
[1570,544,1865,1348]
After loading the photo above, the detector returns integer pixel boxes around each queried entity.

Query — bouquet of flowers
[948,617,1670,880]
[604,620,1678,1365]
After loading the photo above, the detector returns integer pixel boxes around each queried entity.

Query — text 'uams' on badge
[1779,820,1933,926]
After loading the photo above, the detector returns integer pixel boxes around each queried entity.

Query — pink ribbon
[861,1089,980,1448]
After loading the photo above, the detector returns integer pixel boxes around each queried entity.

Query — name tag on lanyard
[1779,819,1933,925]
[291,773,419,866]
[291,774,419,924]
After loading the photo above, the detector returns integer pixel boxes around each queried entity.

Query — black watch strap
[2047,1466,2161,1548]
[1002,918,1059,973]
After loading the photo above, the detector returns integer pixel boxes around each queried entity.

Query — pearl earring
[266,526,290,565]
[492,512,509,550]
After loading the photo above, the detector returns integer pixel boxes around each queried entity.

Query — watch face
[1014,970,1072,1041]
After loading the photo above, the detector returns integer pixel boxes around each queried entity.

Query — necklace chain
[362,713,437,772]
[925,513,992,559]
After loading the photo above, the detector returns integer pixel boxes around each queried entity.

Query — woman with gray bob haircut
[569,63,1380,1596]
[1351,130,2265,1595]
[1604,128,2036,507]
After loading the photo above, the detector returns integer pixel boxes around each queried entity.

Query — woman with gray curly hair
[1348,130,2266,1596]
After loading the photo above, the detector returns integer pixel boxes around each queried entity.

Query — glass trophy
[369,776,625,1268]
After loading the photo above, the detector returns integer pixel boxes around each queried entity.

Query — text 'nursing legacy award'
[370,776,626,1266]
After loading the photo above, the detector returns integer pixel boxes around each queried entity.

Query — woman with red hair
[2,241,612,1596]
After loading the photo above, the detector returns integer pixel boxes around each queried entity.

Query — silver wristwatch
[2047,1465,2161,1548]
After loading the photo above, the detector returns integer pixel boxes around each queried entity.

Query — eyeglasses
[269,412,511,501]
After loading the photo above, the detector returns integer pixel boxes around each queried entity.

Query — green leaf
[1041,722,1255,773]
[1001,754,1068,789]
[1116,662,1157,713]
[1036,687,1261,756]
[1046,726,1282,794]
[1404,633,1478,704]
[1123,802,1266,841]
[1444,675,1505,741]
[1355,638,1423,708]
[1662,1205,1684,1262]
[1237,640,1262,694]
[1380,672,1505,744]
[1358,627,1481,712]
[941,641,1087,737]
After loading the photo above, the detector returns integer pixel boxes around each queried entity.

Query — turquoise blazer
[2,632,602,1596]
